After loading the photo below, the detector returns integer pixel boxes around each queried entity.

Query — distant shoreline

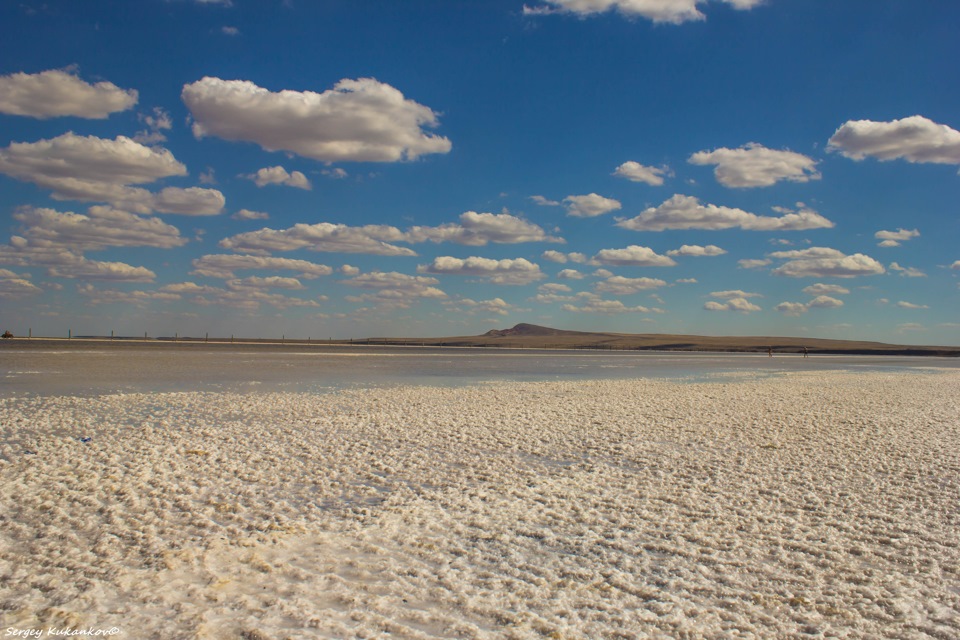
[2,332,958,357]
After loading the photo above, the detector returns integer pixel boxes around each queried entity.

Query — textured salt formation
[1,371,958,639]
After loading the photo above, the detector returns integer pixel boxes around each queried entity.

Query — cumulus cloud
[232,209,270,220]
[407,211,563,245]
[182,76,452,162]
[594,275,667,295]
[246,166,312,190]
[774,296,843,316]
[152,187,225,216]
[827,115,960,165]
[48,259,156,282]
[222,213,560,255]
[530,195,561,207]
[541,250,588,264]
[688,143,820,188]
[710,290,761,300]
[613,161,670,186]
[220,222,416,256]
[704,297,761,313]
[9,205,186,252]
[0,69,137,119]
[617,195,834,232]
[342,271,447,308]
[157,280,320,310]
[563,193,622,218]
[78,284,181,306]
[770,247,886,278]
[0,269,42,298]
[563,298,654,314]
[738,258,771,269]
[896,300,929,310]
[134,107,173,144]
[418,256,544,285]
[525,0,763,24]
[454,297,516,316]
[593,245,676,267]
[0,132,223,214]
[802,283,849,296]
[875,228,919,247]
[666,244,726,257]
[190,254,333,279]
[539,283,572,293]
[557,268,584,280]
[889,262,926,277]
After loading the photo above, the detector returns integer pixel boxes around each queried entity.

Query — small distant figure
[1,330,13,339]
[803,346,808,358]
[768,347,773,357]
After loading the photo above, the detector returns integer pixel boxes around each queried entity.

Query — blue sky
[1,0,958,343]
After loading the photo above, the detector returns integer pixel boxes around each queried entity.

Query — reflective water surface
[2,340,957,397]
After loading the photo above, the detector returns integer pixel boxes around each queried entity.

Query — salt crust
[1,372,958,639]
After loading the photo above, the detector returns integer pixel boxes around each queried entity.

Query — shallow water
[2,340,957,396]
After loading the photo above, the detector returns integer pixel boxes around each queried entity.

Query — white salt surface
[1,371,958,639]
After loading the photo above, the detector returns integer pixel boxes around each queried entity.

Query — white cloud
[0,132,185,195]
[808,295,844,309]
[342,271,447,307]
[9,205,185,252]
[563,193,621,218]
[222,26,240,36]
[418,256,544,285]
[182,76,452,162]
[952,260,960,270]
[340,265,360,276]
[710,290,761,300]
[247,166,312,190]
[563,298,654,314]
[595,275,667,295]
[773,296,843,316]
[407,211,563,245]
[666,244,726,257]
[220,222,416,256]
[875,228,919,247]
[827,115,960,165]
[526,0,763,24]
[617,195,834,231]
[0,69,137,119]
[0,269,42,298]
[190,254,333,279]
[770,248,886,278]
[613,161,670,186]
[802,283,849,296]
[134,107,173,145]
[323,168,348,179]
[0,132,223,214]
[738,258,771,269]
[688,143,820,188]
[78,284,180,306]
[704,297,761,313]
[896,301,929,310]
[232,209,270,221]
[226,276,305,290]
[539,283,572,293]
[49,259,156,282]
[593,245,676,267]
[151,187,225,216]
[541,250,588,264]
[889,262,926,277]
[557,268,584,280]
[530,195,561,206]
[455,297,516,316]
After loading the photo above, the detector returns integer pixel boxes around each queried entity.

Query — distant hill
[368,323,960,356]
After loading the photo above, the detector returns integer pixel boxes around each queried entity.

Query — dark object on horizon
[1,330,13,339]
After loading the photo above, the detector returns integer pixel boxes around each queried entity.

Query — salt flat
[1,371,958,639]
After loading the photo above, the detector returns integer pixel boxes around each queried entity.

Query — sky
[0,0,958,344]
